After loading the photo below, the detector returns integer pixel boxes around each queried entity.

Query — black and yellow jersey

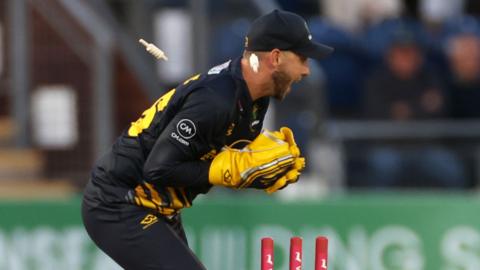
[83,57,269,216]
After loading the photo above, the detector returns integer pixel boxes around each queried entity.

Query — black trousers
[81,199,206,270]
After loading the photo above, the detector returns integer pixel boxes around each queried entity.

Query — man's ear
[269,49,282,68]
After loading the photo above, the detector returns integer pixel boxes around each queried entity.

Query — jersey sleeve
[142,87,229,187]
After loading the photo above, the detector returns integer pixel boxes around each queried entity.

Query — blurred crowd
[208,0,480,119]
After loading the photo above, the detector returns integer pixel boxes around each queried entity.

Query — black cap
[389,27,419,48]
[245,10,334,59]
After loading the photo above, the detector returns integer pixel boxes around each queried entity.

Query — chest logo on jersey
[176,119,196,139]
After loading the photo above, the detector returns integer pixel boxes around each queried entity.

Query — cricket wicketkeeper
[82,9,333,269]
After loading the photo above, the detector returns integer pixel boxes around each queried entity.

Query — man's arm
[143,88,227,187]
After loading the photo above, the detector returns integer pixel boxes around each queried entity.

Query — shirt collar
[229,56,253,106]
[229,56,245,81]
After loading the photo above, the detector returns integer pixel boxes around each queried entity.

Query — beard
[271,70,293,100]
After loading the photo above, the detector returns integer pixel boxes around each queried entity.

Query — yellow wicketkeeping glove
[209,128,298,189]
[264,127,306,194]
[264,157,305,193]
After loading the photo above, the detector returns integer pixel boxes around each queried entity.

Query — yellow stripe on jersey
[179,188,191,208]
[128,89,176,137]
[135,185,148,199]
[182,74,200,85]
[133,183,191,216]
[167,187,185,209]
[143,182,163,205]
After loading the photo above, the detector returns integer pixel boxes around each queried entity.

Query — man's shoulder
[204,60,238,88]
[173,59,244,112]
[199,60,241,102]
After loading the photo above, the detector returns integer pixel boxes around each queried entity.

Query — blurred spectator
[445,33,480,118]
[434,14,480,99]
[364,29,446,119]
[360,29,467,189]
[361,17,429,66]
[309,18,369,118]
[419,1,466,76]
